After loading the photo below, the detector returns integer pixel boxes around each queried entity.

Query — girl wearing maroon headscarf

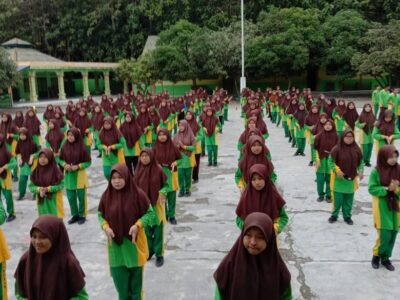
[314,119,339,202]
[328,129,364,225]
[293,103,307,156]
[201,107,221,167]
[235,136,276,192]
[305,105,320,166]
[332,99,346,137]
[372,109,400,153]
[97,117,125,180]
[285,97,299,147]
[45,119,65,166]
[16,128,39,200]
[148,105,160,146]
[173,120,196,197]
[29,149,64,217]
[186,111,202,182]
[368,145,400,271]
[23,108,42,147]
[356,104,376,167]
[214,212,292,300]
[12,110,24,131]
[236,164,288,233]
[60,128,91,225]
[120,113,143,174]
[91,104,105,156]
[343,101,359,131]
[74,108,93,155]
[136,104,153,147]
[66,104,78,127]
[43,104,55,127]
[0,113,19,181]
[14,215,88,299]
[159,99,172,131]
[153,128,181,225]
[134,148,168,267]
[98,164,154,299]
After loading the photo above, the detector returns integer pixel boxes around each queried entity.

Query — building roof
[2,38,32,47]
[141,35,159,56]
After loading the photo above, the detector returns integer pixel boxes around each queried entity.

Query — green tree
[0,48,19,91]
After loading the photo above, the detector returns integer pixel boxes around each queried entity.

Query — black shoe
[294,151,299,156]
[291,144,296,148]
[12,176,18,182]
[169,217,177,225]
[300,153,306,156]
[193,179,199,184]
[155,256,164,267]
[77,217,86,225]
[308,161,314,167]
[6,215,16,222]
[148,251,154,261]
[344,218,354,225]
[178,192,184,197]
[213,162,218,166]
[328,216,337,223]
[208,162,212,166]
[317,196,324,202]
[68,215,80,224]
[185,192,191,197]
[365,162,371,167]
[17,195,24,201]
[381,260,395,271]
[97,153,102,158]
[325,197,332,203]
[371,256,380,269]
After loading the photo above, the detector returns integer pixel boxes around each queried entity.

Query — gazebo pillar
[28,71,38,102]
[56,71,66,100]
[104,71,111,96]
[81,71,90,97]
[123,79,129,94]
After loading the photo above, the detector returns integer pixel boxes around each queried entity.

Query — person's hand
[28,155,34,166]
[71,165,79,171]
[65,164,71,171]
[104,227,115,245]
[171,161,177,171]
[129,224,139,244]
[85,129,89,134]
[39,187,47,198]
[337,170,345,179]
[360,123,366,128]
[204,128,208,135]
[159,193,166,204]
[389,135,394,144]
[315,161,320,170]
[388,180,398,192]
[0,166,4,174]
[358,173,364,180]
[18,157,22,166]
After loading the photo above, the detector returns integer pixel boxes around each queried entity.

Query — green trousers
[178,167,192,193]
[271,112,277,123]
[310,143,316,162]
[0,262,6,300]
[145,222,164,257]
[362,143,373,164]
[332,192,354,218]
[283,122,289,137]
[166,191,176,218]
[316,173,331,199]
[224,109,228,121]
[373,229,398,262]
[296,138,306,154]
[0,188,14,216]
[18,175,29,198]
[66,189,87,217]
[276,112,281,126]
[374,103,379,118]
[103,166,112,181]
[290,130,296,146]
[201,136,206,155]
[207,145,218,164]
[110,266,143,300]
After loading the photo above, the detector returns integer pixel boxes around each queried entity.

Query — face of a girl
[321,117,327,124]
[67,132,75,143]
[339,101,345,106]
[251,173,266,191]
[178,123,185,133]
[38,153,49,166]
[243,227,267,256]
[79,111,85,117]
[95,106,100,112]
[207,110,213,116]
[49,122,55,130]
[125,115,132,122]
[324,122,333,131]
[312,107,318,114]
[20,133,27,141]
[140,152,151,165]
[251,141,263,155]
[141,107,146,113]
[387,153,399,166]
[48,105,53,111]
[299,105,305,111]
[28,111,34,117]
[343,133,354,145]
[16,112,22,117]
[31,229,52,254]
[185,113,193,121]
[1,114,7,122]
[364,105,372,112]
[349,103,355,109]
[104,122,112,130]
[385,115,392,122]
[158,132,168,143]
[248,121,256,129]
[111,172,126,190]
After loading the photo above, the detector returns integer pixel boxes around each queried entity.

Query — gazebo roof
[2,38,32,47]
[141,35,159,56]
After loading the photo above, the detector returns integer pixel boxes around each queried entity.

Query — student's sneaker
[328,216,337,223]
[325,197,332,203]
[381,260,395,271]
[300,153,306,156]
[78,217,86,225]
[308,161,314,167]
[17,195,24,201]
[178,192,184,197]
[148,251,154,261]
[294,151,299,156]
[6,215,16,222]
[344,218,354,225]
[371,256,380,269]
[169,217,177,225]
[317,196,324,202]
[68,215,80,225]
[291,144,296,148]
[13,176,18,182]
[208,162,212,166]
[365,162,371,167]
[185,192,191,197]
[213,162,218,166]
[156,256,164,267]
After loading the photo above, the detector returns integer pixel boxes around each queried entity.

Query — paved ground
[2,101,400,299]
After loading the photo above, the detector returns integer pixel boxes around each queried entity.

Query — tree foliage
[0,48,19,91]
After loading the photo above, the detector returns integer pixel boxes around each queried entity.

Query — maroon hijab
[73,109,91,134]
[0,134,12,178]
[14,215,85,300]
[30,149,64,191]
[153,128,182,166]
[214,212,291,300]
[99,117,122,146]
[186,111,200,136]
[343,102,359,130]
[358,104,375,134]
[43,105,55,121]
[311,113,328,135]
[16,128,39,164]
[0,113,17,144]
[24,108,41,136]
[134,148,167,205]
[173,120,196,156]
[202,108,219,137]
[92,105,105,131]
[45,119,64,152]
[119,113,143,148]
[98,164,151,245]
[305,105,320,127]
[60,128,91,165]
[314,120,339,159]
[236,164,285,221]
[377,109,395,136]
[13,111,25,129]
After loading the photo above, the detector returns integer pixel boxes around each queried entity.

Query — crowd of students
[0,83,399,299]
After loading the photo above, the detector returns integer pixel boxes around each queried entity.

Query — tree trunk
[152,82,156,94]
[286,76,291,91]
[192,78,197,89]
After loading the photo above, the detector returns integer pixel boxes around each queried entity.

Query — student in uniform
[343,101,359,132]
[73,108,92,155]
[12,111,24,131]
[97,117,125,180]
[202,108,221,167]
[120,113,143,175]
[332,99,346,137]
[372,110,400,153]
[14,215,88,299]
[59,128,91,225]
[45,119,65,167]
[98,164,154,300]
[235,164,288,233]
[372,85,381,117]
[214,212,292,300]
[304,105,320,166]
[134,148,168,267]
[16,128,39,200]
[356,104,375,167]
[29,149,64,218]
[293,103,307,156]
[23,108,42,147]
[91,104,105,157]
[173,120,196,197]
[153,128,182,225]
[0,134,17,222]
[186,111,202,183]
[0,197,10,300]
[368,145,400,271]
[314,119,339,203]
[328,129,364,225]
